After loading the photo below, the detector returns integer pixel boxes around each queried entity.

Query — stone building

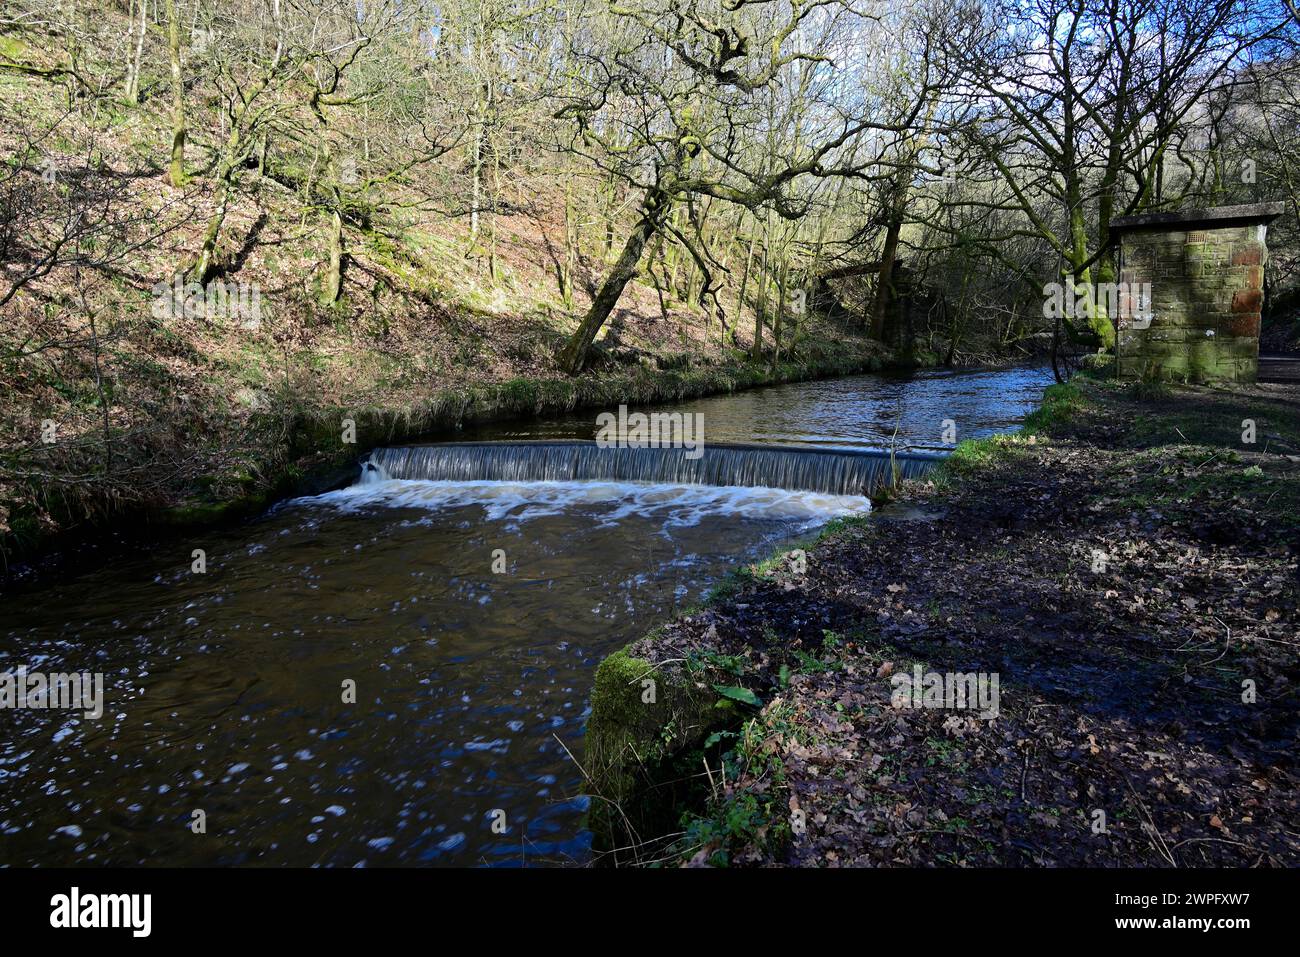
[1111,202,1284,384]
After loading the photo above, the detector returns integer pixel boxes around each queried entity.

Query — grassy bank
[585,372,1300,866]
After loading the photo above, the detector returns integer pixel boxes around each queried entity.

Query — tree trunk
[192,119,248,282]
[123,0,147,103]
[193,175,231,283]
[468,130,481,249]
[488,141,500,280]
[751,211,772,360]
[164,0,187,187]
[736,226,756,341]
[770,260,787,370]
[558,194,667,375]
[603,174,617,260]
[1067,200,1112,348]
[323,205,343,304]
[559,176,575,308]
[870,206,903,341]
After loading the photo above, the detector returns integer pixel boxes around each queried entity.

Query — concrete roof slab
[1110,202,1286,232]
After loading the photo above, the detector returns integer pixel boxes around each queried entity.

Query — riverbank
[4,333,947,586]
[587,373,1300,866]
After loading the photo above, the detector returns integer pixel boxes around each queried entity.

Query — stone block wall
[1115,220,1268,384]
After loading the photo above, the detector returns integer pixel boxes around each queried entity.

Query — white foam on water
[293,478,871,528]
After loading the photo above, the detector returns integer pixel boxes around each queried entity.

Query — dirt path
[632,375,1300,866]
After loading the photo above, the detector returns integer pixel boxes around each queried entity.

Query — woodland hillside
[2,0,1299,556]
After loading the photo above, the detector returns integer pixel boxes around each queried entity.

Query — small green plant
[791,648,837,673]
[685,648,747,678]
[818,513,873,540]
[675,702,801,866]
[1126,376,1173,402]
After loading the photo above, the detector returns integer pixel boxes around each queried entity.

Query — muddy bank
[586,375,1300,866]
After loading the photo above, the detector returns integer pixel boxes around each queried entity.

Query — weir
[362,441,945,497]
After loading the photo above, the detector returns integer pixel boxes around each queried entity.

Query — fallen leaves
[646,381,1300,868]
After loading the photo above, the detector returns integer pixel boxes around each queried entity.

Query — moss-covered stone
[584,645,737,858]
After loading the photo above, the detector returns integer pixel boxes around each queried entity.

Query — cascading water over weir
[359,440,945,497]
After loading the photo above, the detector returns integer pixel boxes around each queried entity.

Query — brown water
[0,364,1053,867]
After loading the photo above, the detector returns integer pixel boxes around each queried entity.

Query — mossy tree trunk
[870,188,905,341]
[558,189,670,375]
[323,205,343,304]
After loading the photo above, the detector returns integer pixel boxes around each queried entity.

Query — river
[0,364,1053,866]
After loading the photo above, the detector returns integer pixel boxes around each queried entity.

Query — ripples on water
[0,481,867,866]
[468,365,1058,451]
[0,364,1051,866]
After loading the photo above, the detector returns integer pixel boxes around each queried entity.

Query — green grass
[817,513,873,540]
[1072,377,1300,530]
[936,380,1084,482]
[1127,398,1300,451]
[1021,380,1085,434]
[0,35,29,59]
[1125,378,1174,402]
[1107,445,1300,529]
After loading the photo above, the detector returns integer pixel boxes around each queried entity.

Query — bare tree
[941,0,1284,351]
[552,0,941,373]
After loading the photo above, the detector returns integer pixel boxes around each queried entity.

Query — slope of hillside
[0,38,899,566]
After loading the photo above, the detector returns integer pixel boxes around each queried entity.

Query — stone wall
[1113,204,1280,385]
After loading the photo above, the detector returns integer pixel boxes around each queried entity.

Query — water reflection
[467,365,1056,452]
